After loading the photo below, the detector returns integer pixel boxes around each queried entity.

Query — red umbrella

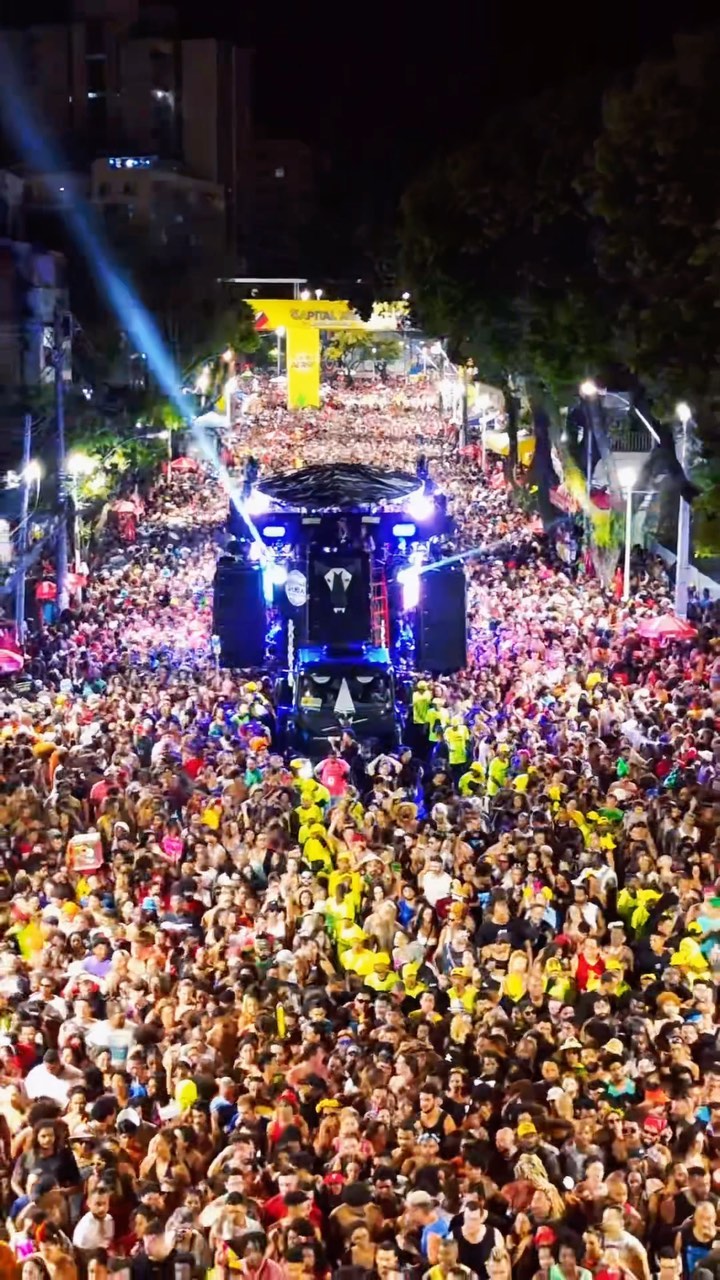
[169,456,199,473]
[636,614,698,641]
[35,580,57,601]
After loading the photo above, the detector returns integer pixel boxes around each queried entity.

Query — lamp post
[15,413,32,639]
[675,401,693,618]
[579,379,598,540]
[67,452,96,578]
[276,326,285,376]
[618,462,639,601]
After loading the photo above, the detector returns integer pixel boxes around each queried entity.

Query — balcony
[608,424,655,453]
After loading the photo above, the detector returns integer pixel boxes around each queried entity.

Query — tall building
[0,2,253,253]
[251,139,316,273]
[0,193,69,388]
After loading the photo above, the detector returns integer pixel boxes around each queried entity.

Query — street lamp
[674,401,693,617]
[314,288,323,300]
[276,326,286,376]
[617,461,639,601]
[579,379,602,544]
[195,364,211,397]
[300,289,311,301]
[22,460,43,488]
[67,453,96,573]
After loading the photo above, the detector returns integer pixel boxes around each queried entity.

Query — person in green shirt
[459,760,486,797]
[411,679,433,757]
[486,744,511,796]
[427,697,449,753]
[444,716,470,782]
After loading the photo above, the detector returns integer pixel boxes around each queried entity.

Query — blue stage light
[263,562,288,602]
[392,522,417,538]
[397,567,421,610]
[263,525,287,539]
[407,489,435,521]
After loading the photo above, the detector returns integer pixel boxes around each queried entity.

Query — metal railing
[608,427,654,453]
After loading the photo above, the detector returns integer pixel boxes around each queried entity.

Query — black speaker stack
[416,565,467,672]
[212,560,266,668]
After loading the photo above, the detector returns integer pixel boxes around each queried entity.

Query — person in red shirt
[315,752,349,799]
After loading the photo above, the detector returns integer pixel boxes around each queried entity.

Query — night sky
[9,0,720,156]
[4,0,720,267]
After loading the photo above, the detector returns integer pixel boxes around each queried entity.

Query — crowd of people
[0,383,719,1280]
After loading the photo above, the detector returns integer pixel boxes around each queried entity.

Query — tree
[400,44,720,543]
[581,30,720,548]
[323,331,402,374]
[401,75,619,500]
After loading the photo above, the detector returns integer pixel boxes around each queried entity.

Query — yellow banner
[248,298,407,411]
[250,299,407,333]
[286,325,320,409]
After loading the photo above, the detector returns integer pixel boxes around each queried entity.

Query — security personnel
[426,695,449,757]
[444,715,470,782]
[486,743,511,796]
[411,679,433,756]
[459,760,486,797]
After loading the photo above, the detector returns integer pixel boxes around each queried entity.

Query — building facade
[0,1,253,253]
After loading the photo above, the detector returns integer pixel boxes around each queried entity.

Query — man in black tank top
[417,1082,457,1149]
[450,1200,503,1279]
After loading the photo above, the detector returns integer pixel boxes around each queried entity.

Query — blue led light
[393,522,417,538]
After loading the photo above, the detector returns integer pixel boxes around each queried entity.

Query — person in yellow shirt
[364,955,397,993]
[302,823,334,876]
[445,717,470,778]
[401,961,427,998]
[323,879,357,939]
[339,936,376,977]
[427,697,449,749]
[459,760,485,797]
[447,967,478,1012]
[328,854,362,904]
[411,679,433,757]
[295,793,324,837]
[486,744,510,796]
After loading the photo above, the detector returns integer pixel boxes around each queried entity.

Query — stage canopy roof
[256,463,420,509]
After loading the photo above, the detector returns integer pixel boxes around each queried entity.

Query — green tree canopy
[401,30,720,544]
[323,332,402,372]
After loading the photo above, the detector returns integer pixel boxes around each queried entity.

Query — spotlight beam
[0,42,267,550]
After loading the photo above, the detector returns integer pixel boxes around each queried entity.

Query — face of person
[695,1203,717,1238]
[90,1190,110,1217]
[438,1241,459,1267]
[23,1264,46,1280]
[376,1247,399,1277]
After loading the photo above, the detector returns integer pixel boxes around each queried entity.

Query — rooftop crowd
[1,382,720,1280]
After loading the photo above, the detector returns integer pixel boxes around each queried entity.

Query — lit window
[274,166,285,178]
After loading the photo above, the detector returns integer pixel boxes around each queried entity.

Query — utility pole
[675,402,693,619]
[14,411,32,641]
[54,310,69,613]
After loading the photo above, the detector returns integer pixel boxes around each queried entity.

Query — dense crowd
[0,384,720,1280]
